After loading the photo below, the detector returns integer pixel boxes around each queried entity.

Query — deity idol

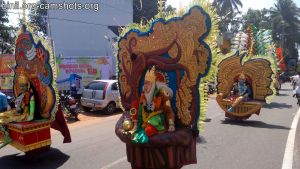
[130,66,175,142]
[227,73,252,113]
[0,70,37,148]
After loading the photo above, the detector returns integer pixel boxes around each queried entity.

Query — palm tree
[213,0,243,16]
[212,0,243,31]
[269,0,300,72]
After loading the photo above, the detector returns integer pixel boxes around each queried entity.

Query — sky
[166,0,300,13]
[3,0,300,26]
[4,0,37,26]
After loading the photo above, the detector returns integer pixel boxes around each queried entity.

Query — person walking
[0,87,10,149]
[0,87,8,113]
[292,73,300,105]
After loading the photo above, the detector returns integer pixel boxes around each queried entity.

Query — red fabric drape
[51,104,72,143]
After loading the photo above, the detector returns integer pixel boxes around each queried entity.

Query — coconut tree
[213,0,243,16]
[212,0,243,32]
[269,0,300,72]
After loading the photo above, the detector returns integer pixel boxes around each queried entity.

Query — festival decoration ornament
[216,24,278,120]
[0,22,71,153]
[115,0,219,168]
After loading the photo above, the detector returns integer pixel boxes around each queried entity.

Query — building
[48,0,133,57]
[47,0,133,91]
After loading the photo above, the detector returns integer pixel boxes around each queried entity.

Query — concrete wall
[47,0,133,57]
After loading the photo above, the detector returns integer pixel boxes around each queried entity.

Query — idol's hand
[168,125,175,132]
[131,122,137,131]
[129,122,138,134]
[150,102,155,111]
[168,119,175,132]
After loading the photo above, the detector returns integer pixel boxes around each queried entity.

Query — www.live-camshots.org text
[1,1,100,12]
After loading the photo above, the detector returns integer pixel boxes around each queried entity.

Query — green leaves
[29,0,48,35]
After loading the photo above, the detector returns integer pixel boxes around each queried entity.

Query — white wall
[47,0,133,57]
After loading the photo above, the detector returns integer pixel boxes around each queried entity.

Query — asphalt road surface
[0,84,299,169]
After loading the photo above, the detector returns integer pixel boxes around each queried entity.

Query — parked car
[81,80,121,114]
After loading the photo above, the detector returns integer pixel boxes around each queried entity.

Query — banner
[0,54,15,95]
[56,56,115,94]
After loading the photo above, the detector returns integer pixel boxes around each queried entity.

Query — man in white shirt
[291,74,300,90]
[292,74,300,104]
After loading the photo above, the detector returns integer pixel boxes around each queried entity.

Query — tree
[269,0,300,72]
[213,0,243,15]
[165,5,176,15]
[133,0,177,23]
[133,0,158,23]
[0,0,16,54]
[242,8,272,30]
[212,0,243,32]
[29,0,48,35]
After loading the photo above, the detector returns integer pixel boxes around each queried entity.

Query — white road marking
[100,156,127,169]
[282,108,300,169]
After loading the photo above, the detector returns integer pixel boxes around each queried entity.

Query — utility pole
[0,36,3,54]
[22,0,26,21]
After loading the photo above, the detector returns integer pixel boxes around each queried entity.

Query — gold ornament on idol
[123,119,134,131]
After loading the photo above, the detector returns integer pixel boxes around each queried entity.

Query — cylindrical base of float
[116,114,197,169]
[126,139,196,169]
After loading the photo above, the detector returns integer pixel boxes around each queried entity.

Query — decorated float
[0,23,71,155]
[216,25,278,120]
[115,1,219,169]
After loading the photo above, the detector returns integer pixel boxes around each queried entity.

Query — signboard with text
[56,56,115,93]
[0,54,15,96]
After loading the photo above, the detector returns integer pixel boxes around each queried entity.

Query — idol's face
[238,79,245,85]
[144,80,153,94]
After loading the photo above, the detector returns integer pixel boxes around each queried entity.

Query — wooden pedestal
[0,121,51,153]
[116,114,197,169]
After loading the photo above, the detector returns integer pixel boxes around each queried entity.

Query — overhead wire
[6,11,122,27]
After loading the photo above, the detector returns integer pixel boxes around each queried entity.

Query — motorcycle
[59,93,80,121]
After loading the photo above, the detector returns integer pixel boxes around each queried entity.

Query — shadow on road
[80,109,123,117]
[280,88,293,91]
[263,102,293,109]
[221,119,290,130]
[65,109,123,124]
[196,135,207,144]
[0,148,69,169]
[276,93,290,96]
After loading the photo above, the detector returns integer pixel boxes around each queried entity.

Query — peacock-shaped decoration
[216,24,278,120]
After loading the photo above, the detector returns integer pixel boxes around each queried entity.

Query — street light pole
[0,36,3,55]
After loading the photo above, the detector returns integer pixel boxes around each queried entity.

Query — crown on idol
[144,66,157,82]
[239,72,246,80]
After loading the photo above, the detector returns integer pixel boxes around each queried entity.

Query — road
[0,84,299,169]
